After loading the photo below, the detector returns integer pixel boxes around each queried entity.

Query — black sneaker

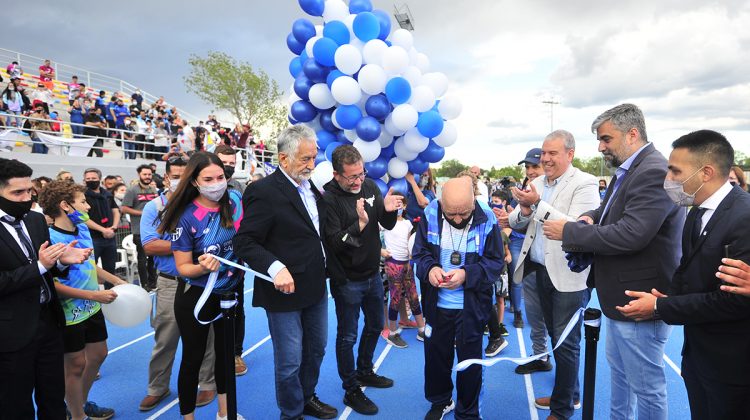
[344,387,378,415]
[303,394,338,419]
[513,311,524,329]
[483,325,489,335]
[385,332,408,349]
[84,401,114,420]
[515,358,553,374]
[499,323,509,336]
[357,371,394,388]
[424,399,455,420]
[485,337,508,357]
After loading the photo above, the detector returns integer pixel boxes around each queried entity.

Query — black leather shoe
[356,371,394,388]
[515,358,553,374]
[303,394,338,419]
[344,387,378,415]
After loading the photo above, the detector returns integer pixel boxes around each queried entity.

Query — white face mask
[664,167,705,207]
[197,180,227,202]
[169,179,180,193]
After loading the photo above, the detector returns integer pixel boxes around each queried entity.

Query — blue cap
[518,148,542,165]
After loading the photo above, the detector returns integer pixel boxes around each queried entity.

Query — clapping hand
[356,198,369,231]
[59,240,92,265]
[511,183,539,208]
[383,188,404,212]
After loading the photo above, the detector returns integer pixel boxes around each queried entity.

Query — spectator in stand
[6,61,23,79]
[56,171,73,182]
[176,125,194,153]
[30,81,54,107]
[113,98,129,129]
[144,119,156,159]
[255,139,266,163]
[95,90,107,114]
[2,82,23,127]
[84,107,107,157]
[153,121,170,157]
[67,76,81,106]
[48,112,62,133]
[131,89,143,109]
[122,117,138,160]
[68,99,86,137]
[38,59,55,89]
[83,168,120,288]
[129,100,140,115]
[105,95,117,135]
[102,176,118,191]
[29,101,51,154]
[121,165,159,291]
[729,165,747,192]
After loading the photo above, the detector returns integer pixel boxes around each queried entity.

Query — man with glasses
[322,145,404,415]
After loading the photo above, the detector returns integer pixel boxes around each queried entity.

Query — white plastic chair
[121,234,139,281]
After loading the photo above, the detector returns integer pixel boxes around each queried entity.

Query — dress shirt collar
[618,142,650,172]
[699,181,733,212]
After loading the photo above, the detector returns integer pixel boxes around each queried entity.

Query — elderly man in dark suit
[233,125,341,420]
[543,104,684,420]
[0,158,90,419]
[616,130,750,420]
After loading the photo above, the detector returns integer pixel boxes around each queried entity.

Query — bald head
[470,166,481,177]
[441,178,475,226]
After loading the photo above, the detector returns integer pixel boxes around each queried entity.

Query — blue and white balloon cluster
[287,0,462,194]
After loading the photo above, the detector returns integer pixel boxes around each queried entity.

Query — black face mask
[0,196,33,220]
[86,180,100,190]
[224,165,236,179]
[599,186,606,191]
[730,181,738,187]
[444,213,472,230]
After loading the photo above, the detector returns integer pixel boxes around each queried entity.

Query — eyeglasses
[341,170,368,183]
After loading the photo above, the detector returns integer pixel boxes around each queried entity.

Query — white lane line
[108,331,155,355]
[516,327,539,420]
[147,333,272,419]
[338,342,395,420]
[663,353,681,376]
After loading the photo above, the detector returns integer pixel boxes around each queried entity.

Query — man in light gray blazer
[509,130,600,420]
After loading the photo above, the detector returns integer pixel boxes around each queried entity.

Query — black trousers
[0,305,65,419]
[134,234,156,289]
[93,237,117,289]
[234,278,245,356]
[683,354,750,420]
[424,307,483,419]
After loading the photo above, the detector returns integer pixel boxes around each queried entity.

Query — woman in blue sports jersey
[157,151,244,420]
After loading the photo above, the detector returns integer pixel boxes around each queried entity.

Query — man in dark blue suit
[617,130,750,420]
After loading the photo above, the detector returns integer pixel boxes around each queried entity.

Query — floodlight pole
[542,99,560,132]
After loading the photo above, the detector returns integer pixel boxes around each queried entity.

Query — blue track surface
[91,285,690,419]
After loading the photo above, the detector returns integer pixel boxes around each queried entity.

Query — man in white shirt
[470,166,489,205]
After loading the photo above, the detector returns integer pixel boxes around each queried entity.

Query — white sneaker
[217,413,245,420]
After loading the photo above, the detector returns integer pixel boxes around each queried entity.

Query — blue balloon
[325,141,344,162]
[293,75,314,101]
[319,110,336,132]
[374,178,388,197]
[302,58,329,83]
[323,21,350,45]
[299,0,324,16]
[365,94,391,120]
[388,177,409,195]
[326,69,345,88]
[289,57,303,78]
[316,130,337,150]
[288,115,298,125]
[380,142,395,159]
[385,77,411,105]
[349,0,373,13]
[419,140,445,163]
[408,157,429,175]
[416,111,444,138]
[314,149,327,165]
[335,105,362,130]
[299,49,309,63]
[290,100,317,122]
[355,116,381,142]
[336,130,348,144]
[372,10,392,40]
[364,156,388,179]
[384,40,392,47]
[313,37,338,67]
[353,12,380,42]
[292,19,316,44]
[286,33,305,55]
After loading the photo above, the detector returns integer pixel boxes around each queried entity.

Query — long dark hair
[157,151,232,234]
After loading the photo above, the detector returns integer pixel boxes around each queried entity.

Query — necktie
[1,215,50,303]
[600,169,628,222]
[690,207,707,246]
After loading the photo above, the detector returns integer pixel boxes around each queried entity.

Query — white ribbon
[37,132,96,156]
[454,307,597,371]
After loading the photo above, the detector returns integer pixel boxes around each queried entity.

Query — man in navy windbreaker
[413,177,505,420]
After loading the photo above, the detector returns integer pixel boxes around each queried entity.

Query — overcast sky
[5,0,750,169]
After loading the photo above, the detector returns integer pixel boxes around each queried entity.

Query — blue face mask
[397,208,404,217]
[66,208,90,225]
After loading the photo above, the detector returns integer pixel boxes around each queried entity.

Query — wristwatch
[530,199,540,213]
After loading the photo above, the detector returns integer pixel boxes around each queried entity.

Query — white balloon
[331,76,362,105]
[437,95,463,120]
[393,138,419,161]
[390,29,414,50]
[312,161,334,188]
[409,85,436,113]
[331,108,343,129]
[415,53,430,73]
[377,128,393,147]
[421,72,449,98]
[303,115,322,132]
[434,121,457,147]
[381,46,410,75]
[334,44,363,75]
[315,24,324,37]
[388,157,409,179]
[344,14,356,39]
[306,36,321,57]
[362,39,388,65]
[408,47,419,64]
[401,66,422,88]
[323,0,349,22]
[101,284,152,328]
[344,129,358,142]
[354,138,381,162]
[357,64,387,95]
[391,104,418,132]
[308,83,336,110]
[403,127,429,153]
[349,38,365,52]
[384,114,406,136]
[288,91,302,106]
[357,93,371,111]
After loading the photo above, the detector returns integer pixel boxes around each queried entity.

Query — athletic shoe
[483,325,489,335]
[398,319,418,329]
[235,355,248,376]
[356,371,394,388]
[499,323,509,336]
[344,387,378,415]
[417,330,425,342]
[385,332,408,348]
[303,394,338,419]
[84,401,115,420]
[216,413,245,420]
[380,328,389,340]
[515,358,553,374]
[513,311,524,328]
[139,390,171,411]
[424,399,455,420]
[534,396,581,410]
[484,337,508,357]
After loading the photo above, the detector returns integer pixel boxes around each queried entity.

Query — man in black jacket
[323,145,403,415]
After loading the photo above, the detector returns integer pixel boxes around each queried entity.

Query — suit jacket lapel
[546,168,574,207]
[274,170,317,233]
[680,190,735,268]
[0,223,29,263]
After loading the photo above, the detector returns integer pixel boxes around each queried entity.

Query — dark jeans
[530,261,588,420]
[93,237,117,289]
[234,278,245,356]
[133,234,156,290]
[266,296,328,420]
[87,138,103,157]
[331,273,384,390]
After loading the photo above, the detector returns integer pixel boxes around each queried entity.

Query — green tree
[435,159,468,178]
[493,165,524,180]
[184,51,287,139]
[573,156,613,177]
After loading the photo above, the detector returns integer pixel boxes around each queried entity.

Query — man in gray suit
[509,130,599,420]
[543,104,684,420]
